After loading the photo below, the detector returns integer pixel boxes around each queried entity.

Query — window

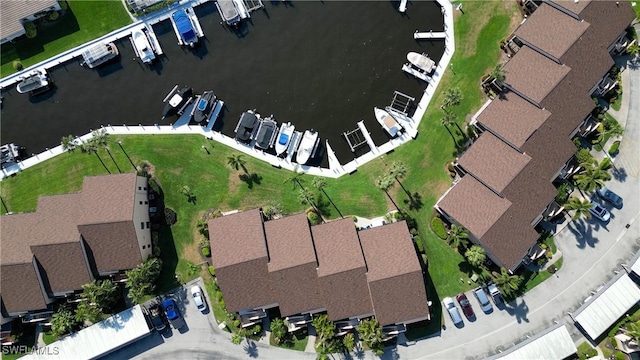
[144,201,148,205]
[143,187,147,190]
[142,245,146,249]
[139,201,143,205]
[146,222,150,228]
[138,186,142,190]
[141,222,144,229]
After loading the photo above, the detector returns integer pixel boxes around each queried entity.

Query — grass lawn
[0,1,131,77]
[269,331,308,351]
[42,331,58,345]
[0,0,522,334]
[610,95,622,111]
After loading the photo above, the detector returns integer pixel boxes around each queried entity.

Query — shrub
[397,210,417,230]
[12,60,23,71]
[24,21,37,38]
[421,254,428,267]
[393,211,403,220]
[208,266,215,276]
[431,217,447,239]
[608,141,620,156]
[413,236,424,253]
[164,207,177,225]
[47,11,60,21]
[59,0,68,10]
[201,246,211,257]
[233,319,240,328]
[410,228,419,236]
[307,211,322,225]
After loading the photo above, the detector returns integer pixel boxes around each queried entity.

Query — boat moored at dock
[215,0,242,27]
[406,52,436,73]
[374,107,403,137]
[235,110,260,143]
[275,122,295,156]
[171,7,204,47]
[130,29,156,64]
[162,85,193,120]
[80,42,119,69]
[190,91,217,124]
[1,143,24,168]
[16,70,51,95]
[296,130,319,165]
[254,115,278,150]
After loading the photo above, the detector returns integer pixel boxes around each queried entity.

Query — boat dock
[402,63,432,82]
[398,0,408,13]
[285,131,302,162]
[343,127,367,152]
[414,30,446,40]
[356,121,377,153]
[145,24,163,55]
[234,0,250,19]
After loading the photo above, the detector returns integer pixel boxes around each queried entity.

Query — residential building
[0,0,61,44]
[436,0,635,272]
[0,173,152,323]
[208,209,430,332]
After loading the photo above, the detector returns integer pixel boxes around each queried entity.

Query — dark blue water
[0,1,444,165]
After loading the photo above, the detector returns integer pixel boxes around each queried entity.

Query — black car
[148,303,169,332]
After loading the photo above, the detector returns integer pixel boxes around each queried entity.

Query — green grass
[610,95,622,111]
[269,331,308,351]
[542,235,557,254]
[577,341,598,359]
[0,0,521,335]
[609,141,621,156]
[522,257,563,294]
[0,1,131,77]
[630,0,640,20]
[42,331,58,345]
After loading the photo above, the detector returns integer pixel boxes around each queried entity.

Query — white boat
[401,63,432,82]
[81,42,119,69]
[1,143,23,167]
[374,107,403,137]
[399,0,407,12]
[16,69,51,94]
[254,115,278,150]
[407,52,436,73]
[131,29,156,64]
[275,122,295,156]
[215,0,242,27]
[296,130,319,165]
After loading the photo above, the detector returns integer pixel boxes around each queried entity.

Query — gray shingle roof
[0,0,59,40]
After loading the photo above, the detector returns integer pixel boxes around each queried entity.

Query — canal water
[0,1,444,166]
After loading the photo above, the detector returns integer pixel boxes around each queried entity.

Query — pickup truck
[148,303,168,332]
[162,298,185,330]
[487,283,504,307]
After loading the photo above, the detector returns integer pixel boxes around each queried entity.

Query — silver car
[473,287,493,313]
[443,297,463,325]
[190,285,207,313]
[589,201,611,222]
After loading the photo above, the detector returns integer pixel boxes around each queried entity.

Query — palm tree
[623,322,640,342]
[80,137,111,174]
[490,63,507,91]
[298,188,319,215]
[231,331,243,345]
[356,318,384,356]
[446,224,469,251]
[270,318,287,345]
[179,185,196,203]
[598,118,624,143]
[283,165,305,190]
[574,159,612,193]
[342,333,355,354]
[75,301,102,324]
[626,43,639,56]
[441,108,465,142]
[312,314,336,343]
[375,175,398,209]
[51,306,79,337]
[81,279,118,309]
[441,87,463,109]
[492,268,521,297]
[465,245,486,268]
[61,135,77,152]
[227,154,247,173]
[312,176,343,218]
[564,196,593,220]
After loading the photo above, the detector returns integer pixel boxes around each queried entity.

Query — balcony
[21,311,53,324]
[239,308,267,328]
[284,313,312,333]
[593,75,617,97]
[579,115,601,137]
[335,318,360,336]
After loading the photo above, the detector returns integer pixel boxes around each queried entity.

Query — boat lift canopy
[388,91,415,117]
[343,128,367,152]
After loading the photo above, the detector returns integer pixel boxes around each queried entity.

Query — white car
[589,201,611,222]
[443,297,463,325]
[190,285,207,312]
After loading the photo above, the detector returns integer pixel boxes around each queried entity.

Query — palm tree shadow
[243,340,258,358]
[403,191,423,210]
[239,173,262,189]
[567,219,597,248]
[612,166,627,181]
[504,298,530,324]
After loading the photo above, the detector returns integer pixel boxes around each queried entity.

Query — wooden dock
[414,31,446,40]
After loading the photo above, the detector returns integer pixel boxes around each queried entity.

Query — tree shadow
[239,173,262,189]
[403,191,423,211]
[315,192,333,218]
[243,340,258,358]
[186,194,197,205]
[567,218,599,249]
[154,225,181,293]
[504,298,530,324]
[612,166,627,182]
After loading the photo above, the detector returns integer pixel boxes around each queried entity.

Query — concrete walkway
[612,51,640,177]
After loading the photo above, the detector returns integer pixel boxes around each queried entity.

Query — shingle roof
[78,221,142,274]
[503,46,571,105]
[1,263,48,314]
[458,132,531,194]
[208,208,266,269]
[265,214,323,316]
[216,259,275,313]
[265,213,316,272]
[0,0,59,40]
[437,176,512,240]
[313,218,366,276]
[475,92,551,149]
[80,173,136,225]
[359,222,430,326]
[31,243,91,294]
[313,218,373,321]
[513,4,589,60]
[0,213,39,265]
[547,0,592,17]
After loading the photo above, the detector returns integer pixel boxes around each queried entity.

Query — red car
[456,293,475,318]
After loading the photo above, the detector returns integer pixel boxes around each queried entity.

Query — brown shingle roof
[208,208,267,269]
[270,263,323,316]
[265,213,316,272]
[513,4,589,60]
[31,243,91,294]
[78,221,141,274]
[437,176,512,240]
[359,222,429,325]
[0,213,39,264]
[313,218,372,321]
[547,0,592,17]
[216,259,275,313]
[80,173,136,225]
[503,46,571,105]
[313,218,366,276]
[1,263,48,314]
[35,193,82,245]
[458,132,531,194]
[475,92,551,149]
[0,0,59,40]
